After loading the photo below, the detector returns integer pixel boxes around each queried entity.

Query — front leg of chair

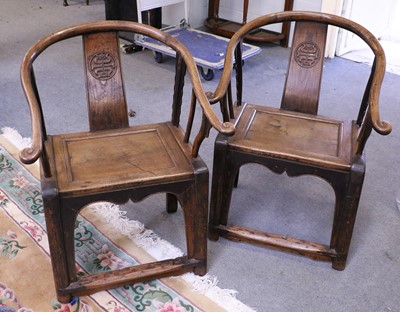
[219,162,239,226]
[209,135,229,241]
[181,173,208,276]
[332,160,365,270]
[42,181,72,303]
[329,175,347,253]
[61,206,81,285]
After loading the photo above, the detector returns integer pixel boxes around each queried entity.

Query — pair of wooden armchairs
[20,12,390,303]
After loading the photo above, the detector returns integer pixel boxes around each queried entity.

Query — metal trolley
[131,0,261,80]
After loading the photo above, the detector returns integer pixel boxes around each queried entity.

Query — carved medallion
[88,52,117,80]
[294,41,321,68]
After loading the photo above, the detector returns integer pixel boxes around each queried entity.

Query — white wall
[162,0,322,29]
[217,0,322,33]
[162,0,208,28]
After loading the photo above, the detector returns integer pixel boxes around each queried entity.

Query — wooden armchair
[19,21,234,303]
[208,11,391,270]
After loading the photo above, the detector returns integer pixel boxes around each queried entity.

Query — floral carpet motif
[0,131,253,312]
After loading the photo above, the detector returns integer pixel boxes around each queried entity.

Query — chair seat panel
[230,104,354,170]
[52,122,194,197]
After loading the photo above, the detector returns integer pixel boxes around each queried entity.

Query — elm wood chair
[208,11,392,270]
[19,20,235,303]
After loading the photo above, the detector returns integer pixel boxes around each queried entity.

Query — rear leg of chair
[166,193,178,213]
[42,182,72,304]
[331,161,365,270]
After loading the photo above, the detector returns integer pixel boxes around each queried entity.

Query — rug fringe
[1,127,32,150]
[89,203,184,260]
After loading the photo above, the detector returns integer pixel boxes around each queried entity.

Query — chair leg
[209,139,239,241]
[219,166,239,226]
[166,193,178,213]
[331,161,365,270]
[61,207,80,285]
[42,183,72,304]
[209,138,228,241]
[329,178,347,253]
[63,0,68,6]
[180,174,208,276]
[233,170,239,188]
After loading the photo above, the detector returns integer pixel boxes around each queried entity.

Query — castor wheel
[122,44,143,54]
[199,67,214,81]
[153,51,164,63]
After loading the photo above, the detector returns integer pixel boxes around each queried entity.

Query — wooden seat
[51,124,195,196]
[19,21,235,303]
[208,11,391,270]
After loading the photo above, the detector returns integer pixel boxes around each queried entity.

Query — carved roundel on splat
[294,41,321,68]
[88,51,117,80]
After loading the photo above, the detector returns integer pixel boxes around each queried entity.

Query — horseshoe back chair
[208,11,391,270]
[19,21,235,303]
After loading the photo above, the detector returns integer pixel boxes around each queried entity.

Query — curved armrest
[368,69,392,136]
[356,99,392,155]
[184,50,235,137]
[361,51,392,137]
[370,103,392,136]
[19,51,45,165]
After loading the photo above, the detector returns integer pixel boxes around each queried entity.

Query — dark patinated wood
[215,225,336,260]
[83,32,129,131]
[281,21,327,114]
[204,0,294,47]
[19,21,235,303]
[208,12,391,271]
[62,256,200,296]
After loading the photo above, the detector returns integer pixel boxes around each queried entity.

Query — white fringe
[2,129,256,312]
[1,127,32,150]
[89,203,184,260]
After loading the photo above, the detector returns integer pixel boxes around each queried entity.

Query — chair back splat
[281,21,327,114]
[83,31,129,131]
[208,11,391,271]
[19,21,234,303]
